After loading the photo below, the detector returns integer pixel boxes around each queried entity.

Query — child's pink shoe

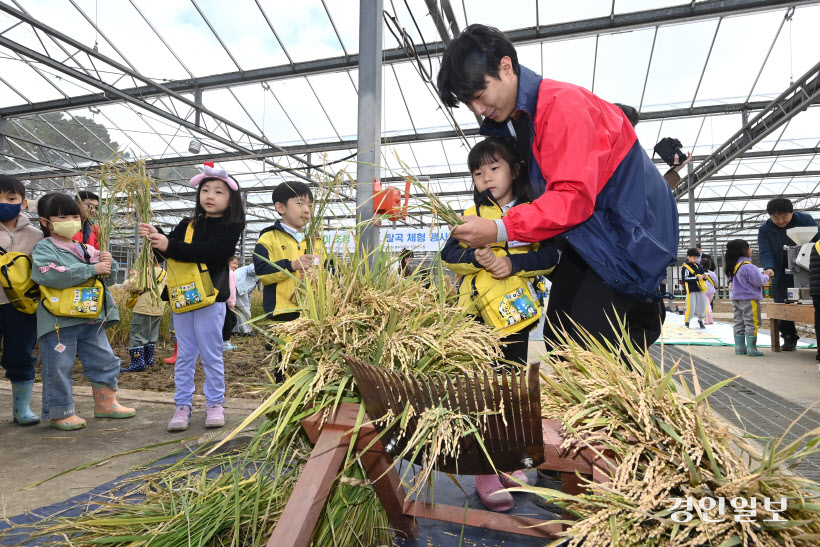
[474,474,514,511]
[167,405,192,432]
[500,470,530,488]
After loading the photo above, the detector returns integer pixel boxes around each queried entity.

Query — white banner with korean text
[321,227,452,253]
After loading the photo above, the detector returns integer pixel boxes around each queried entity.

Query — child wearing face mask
[0,176,43,426]
[31,193,135,430]
[139,163,245,432]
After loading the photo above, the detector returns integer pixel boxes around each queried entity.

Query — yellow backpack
[165,222,218,313]
[471,272,543,335]
[0,245,39,314]
[683,263,707,292]
[40,244,105,319]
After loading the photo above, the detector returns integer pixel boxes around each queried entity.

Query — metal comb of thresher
[343,354,544,475]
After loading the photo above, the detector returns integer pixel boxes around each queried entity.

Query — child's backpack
[471,272,543,335]
[165,222,218,313]
[0,245,39,314]
[682,263,707,292]
[39,243,105,319]
[127,268,167,308]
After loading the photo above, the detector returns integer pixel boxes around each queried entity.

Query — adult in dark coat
[758,198,819,351]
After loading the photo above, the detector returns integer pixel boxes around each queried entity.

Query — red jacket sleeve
[503,82,636,243]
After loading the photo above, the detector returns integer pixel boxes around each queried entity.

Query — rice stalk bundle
[527,327,820,547]
[11,419,390,547]
[85,155,129,255]
[392,152,464,227]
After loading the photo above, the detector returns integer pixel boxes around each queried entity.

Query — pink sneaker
[205,404,225,428]
[474,474,514,511]
[500,470,530,488]
[167,405,191,432]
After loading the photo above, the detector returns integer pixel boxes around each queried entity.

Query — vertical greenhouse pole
[688,161,696,248]
[355,0,383,257]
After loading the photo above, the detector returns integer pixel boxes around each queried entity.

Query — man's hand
[451,216,498,248]
[148,233,168,252]
[489,256,513,279]
[138,223,158,237]
[99,251,112,264]
[474,245,497,269]
[672,152,693,173]
[291,255,316,272]
[764,268,775,278]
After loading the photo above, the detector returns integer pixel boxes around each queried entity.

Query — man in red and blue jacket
[438,24,678,349]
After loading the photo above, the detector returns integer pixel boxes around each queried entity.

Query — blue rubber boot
[734,334,746,355]
[12,380,40,425]
[144,343,155,367]
[746,335,764,357]
[121,347,146,373]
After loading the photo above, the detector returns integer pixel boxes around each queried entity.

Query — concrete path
[0,382,260,518]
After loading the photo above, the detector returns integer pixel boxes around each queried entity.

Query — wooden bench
[267,403,615,546]
[764,302,815,351]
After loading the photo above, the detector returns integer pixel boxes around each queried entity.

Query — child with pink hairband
[138,163,245,431]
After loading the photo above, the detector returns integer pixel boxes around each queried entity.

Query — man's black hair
[696,242,703,248]
[686,247,700,257]
[437,24,519,108]
[0,175,26,199]
[766,198,794,215]
[271,180,313,206]
[76,190,99,202]
[468,137,535,204]
[614,103,640,127]
[193,177,246,227]
[38,192,81,237]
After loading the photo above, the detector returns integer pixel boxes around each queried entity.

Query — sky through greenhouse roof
[0,0,818,258]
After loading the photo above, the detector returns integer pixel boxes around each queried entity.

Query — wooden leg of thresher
[358,450,419,539]
[266,427,349,547]
[560,471,589,524]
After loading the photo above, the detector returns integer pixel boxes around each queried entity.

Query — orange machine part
[373,177,412,221]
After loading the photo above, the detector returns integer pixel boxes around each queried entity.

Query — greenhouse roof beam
[1,0,816,117]
[674,59,820,199]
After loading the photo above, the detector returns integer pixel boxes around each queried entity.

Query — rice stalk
[525,322,820,547]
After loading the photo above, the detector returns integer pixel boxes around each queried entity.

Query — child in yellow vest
[441,136,559,512]
[681,248,708,329]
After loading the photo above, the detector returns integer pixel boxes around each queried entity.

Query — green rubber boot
[746,335,763,357]
[734,334,747,355]
[11,380,40,425]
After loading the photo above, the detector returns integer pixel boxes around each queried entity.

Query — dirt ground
[33,333,270,400]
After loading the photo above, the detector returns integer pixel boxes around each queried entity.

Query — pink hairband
[188,162,238,190]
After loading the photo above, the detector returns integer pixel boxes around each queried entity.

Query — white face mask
[50,219,82,238]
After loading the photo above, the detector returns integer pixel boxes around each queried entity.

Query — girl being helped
[701,257,718,325]
[32,193,134,430]
[725,239,770,357]
[138,164,245,432]
[440,136,559,512]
